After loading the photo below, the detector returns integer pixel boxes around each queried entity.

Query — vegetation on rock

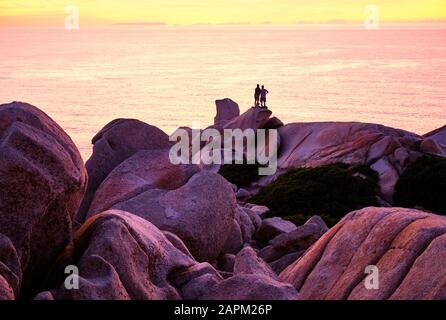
[218,163,264,187]
[249,163,380,227]
[395,155,446,215]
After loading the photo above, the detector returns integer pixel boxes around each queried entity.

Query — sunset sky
[0,0,445,26]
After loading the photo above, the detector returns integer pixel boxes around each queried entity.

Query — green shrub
[395,155,446,215]
[249,163,380,227]
[218,163,263,187]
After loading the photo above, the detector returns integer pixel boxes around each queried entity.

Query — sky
[0,0,445,26]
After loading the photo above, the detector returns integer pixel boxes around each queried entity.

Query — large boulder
[276,122,424,202]
[37,210,197,300]
[0,102,87,297]
[214,99,240,127]
[223,107,272,131]
[88,167,237,262]
[78,119,171,222]
[280,207,446,300]
[88,149,200,215]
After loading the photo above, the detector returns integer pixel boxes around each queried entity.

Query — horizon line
[2,20,446,28]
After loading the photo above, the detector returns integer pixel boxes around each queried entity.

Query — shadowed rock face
[425,125,446,145]
[0,101,87,298]
[280,207,446,300]
[423,125,446,156]
[275,122,424,203]
[78,119,171,223]
[214,99,240,127]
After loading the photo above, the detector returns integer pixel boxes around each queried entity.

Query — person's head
[261,85,264,89]
[257,84,260,88]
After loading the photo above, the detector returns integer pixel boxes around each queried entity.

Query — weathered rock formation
[78,119,171,223]
[271,122,425,203]
[214,99,240,127]
[87,150,238,262]
[0,101,87,298]
[280,207,446,300]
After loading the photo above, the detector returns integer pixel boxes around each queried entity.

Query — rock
[78,119,171,222]
[255,217,297,244]
[0,277,14,300]
[276,122,424,203]
[218,254,236,273]
[259,245,279,262]
[236,207,256,243]
[33,291,54,300]
[270,251,305,275]
[390,233,446,300]
[371,158,400,202]
[181,273,222,300]
[268,216,328,258]
[262,116,284,130]
[222,220,244,255]
[170,262,224,300]
[236,188,251,199]
[0,101,87,297]
[0,234,21,300]
[162,231,194,258]
[200,274,299,300]
[88,149,200,215]
[279,207,446,300]
[214,99,240,126]
[424,124,446,146]
[234,247,277,279]
[44,210,197,300]
[89,170,237,262]
[244,209,263,232]
[170,262,222,288]
[367,136,400,163]
[223,107,272,131]
[420,138,446,156]
[246,204,270,219]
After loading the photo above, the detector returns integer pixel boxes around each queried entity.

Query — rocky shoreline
[0,100,445,300]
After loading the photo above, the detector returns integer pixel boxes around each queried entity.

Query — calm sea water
[1,26,445,160]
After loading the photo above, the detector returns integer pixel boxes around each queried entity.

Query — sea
[1,25,445,160]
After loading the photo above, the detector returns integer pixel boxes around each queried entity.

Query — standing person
[260,85,269,108]
[254,84,261,107]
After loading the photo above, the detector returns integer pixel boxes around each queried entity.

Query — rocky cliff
[0,100,445,300]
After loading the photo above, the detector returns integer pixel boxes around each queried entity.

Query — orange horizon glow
[0,0,445,27]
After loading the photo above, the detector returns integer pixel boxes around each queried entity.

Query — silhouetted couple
[254,84,269,108]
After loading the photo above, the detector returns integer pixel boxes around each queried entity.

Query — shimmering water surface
[1,26,445,160]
